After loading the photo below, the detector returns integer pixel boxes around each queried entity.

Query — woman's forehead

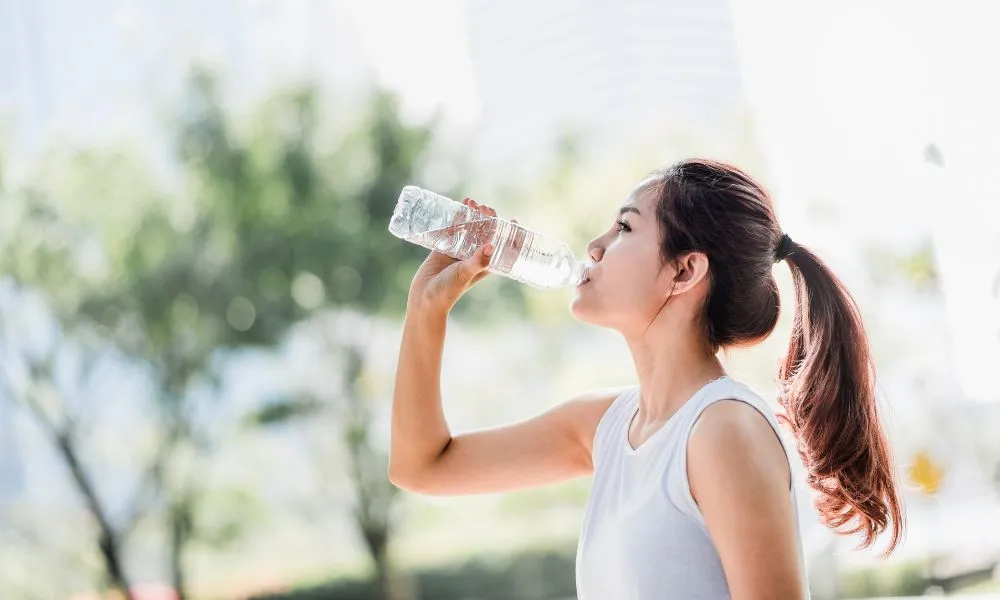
[623,177,661,212]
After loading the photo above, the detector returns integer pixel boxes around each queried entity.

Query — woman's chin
[569,297,596,323]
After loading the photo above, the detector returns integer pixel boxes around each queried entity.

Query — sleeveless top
[575,376,811,599]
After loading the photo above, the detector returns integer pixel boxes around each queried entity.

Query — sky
[342,0,480,125]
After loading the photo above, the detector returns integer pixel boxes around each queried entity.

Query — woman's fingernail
[484,243,494,257]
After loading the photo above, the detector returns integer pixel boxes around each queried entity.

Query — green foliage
[864,239,940,293]
[195,488,263,550]
[80,70,443,362]
[1,68,489,597]
[249,548,577,600]
[244,396,324,427]
[839,560,927,598]
[960,578,1000,593]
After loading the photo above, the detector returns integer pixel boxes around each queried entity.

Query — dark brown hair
[648,158,905,556]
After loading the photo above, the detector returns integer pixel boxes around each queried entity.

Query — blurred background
[1,0,999,598]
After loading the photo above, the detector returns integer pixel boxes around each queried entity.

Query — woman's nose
[587,240,604,263]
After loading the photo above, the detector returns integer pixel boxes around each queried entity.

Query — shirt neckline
[624,375,729,456]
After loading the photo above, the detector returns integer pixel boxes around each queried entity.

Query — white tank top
[575,376,810,599]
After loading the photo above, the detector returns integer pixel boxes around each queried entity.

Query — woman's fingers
[468,199,496,246]
[459,198,504,279]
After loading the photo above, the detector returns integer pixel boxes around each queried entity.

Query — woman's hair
[647,158,904,556]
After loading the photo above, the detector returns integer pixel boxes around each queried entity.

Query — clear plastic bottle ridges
[388,186,589,290]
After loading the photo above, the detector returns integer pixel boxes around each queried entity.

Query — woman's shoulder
[695,377,780,426]
[688,378,793,485]
[691,376,781,437]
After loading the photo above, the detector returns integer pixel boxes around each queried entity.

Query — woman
[389,159,905,598]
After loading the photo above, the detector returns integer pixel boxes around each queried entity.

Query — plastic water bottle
[388,186,590,290]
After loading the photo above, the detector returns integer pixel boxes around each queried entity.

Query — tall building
[919,1,1000,405]
[926,157,1000,404]
[465,0,746,171]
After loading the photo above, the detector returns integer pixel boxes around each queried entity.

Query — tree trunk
[98,529,133,600]
[169,502,191,600]
[365,528,412,600]
[373,541,392,600]
[56,434,135,600]
[360,522,416,600]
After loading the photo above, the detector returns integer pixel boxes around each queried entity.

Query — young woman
[389,159,905,598]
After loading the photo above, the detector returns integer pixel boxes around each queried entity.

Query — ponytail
[647,159,906,554]
[778,242,905,556]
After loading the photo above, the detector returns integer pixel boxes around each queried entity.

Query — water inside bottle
[404,216,580,288]
[403,215,528,271]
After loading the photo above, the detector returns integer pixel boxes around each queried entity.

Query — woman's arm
[687,400,806,599]
[388,196,620,496]
[388,302,621,496]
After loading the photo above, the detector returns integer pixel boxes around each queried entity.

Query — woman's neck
[624,317,725,423]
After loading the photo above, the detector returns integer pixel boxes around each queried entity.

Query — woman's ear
[671,251,710,295]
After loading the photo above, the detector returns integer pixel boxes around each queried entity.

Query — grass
[957,577,1000,594]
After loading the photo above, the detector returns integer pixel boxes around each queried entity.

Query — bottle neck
[573,261,590,286]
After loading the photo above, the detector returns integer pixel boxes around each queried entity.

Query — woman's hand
[407,198,514,315]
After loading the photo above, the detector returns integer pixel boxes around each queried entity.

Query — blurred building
[731,0,1000,404]
[917,0,1000,405]
[925,156,1000,405]
[465,0,746,174]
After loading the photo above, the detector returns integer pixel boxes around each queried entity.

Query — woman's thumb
[457,242,494,284]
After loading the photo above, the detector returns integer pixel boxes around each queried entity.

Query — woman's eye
[616,220,631,233]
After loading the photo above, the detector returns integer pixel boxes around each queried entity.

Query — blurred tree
[0,209,141,599]
[144,71,434,599]
[247,319,408,600]
[0,67,478,599]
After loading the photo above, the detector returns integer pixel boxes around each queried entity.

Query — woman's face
[570,179,678,333]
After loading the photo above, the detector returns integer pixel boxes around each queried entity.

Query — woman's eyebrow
[618,206,641,217]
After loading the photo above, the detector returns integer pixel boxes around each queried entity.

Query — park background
[2,0,999,598]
